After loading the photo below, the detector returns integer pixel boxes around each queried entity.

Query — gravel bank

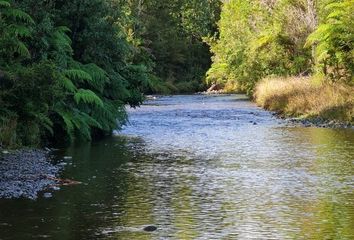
[0,149,61,200]
[278,115,353,129]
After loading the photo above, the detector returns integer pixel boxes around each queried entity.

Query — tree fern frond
[62,114,75,134]
[70,110,101,140]
[56,26,71,33]
[0,1,10,8]
[2,8,35,24]
[80,63,108,92]
[35,112,54,135]
[59,75,77,92]
[74,89,104,107]
[305,24,332,47]
[8,24,32,37]
[64,69,92,83]
[76,111,101,129]
[13,41,30,58]
[91,99,126,131]
[316,42,330,61]
[53,105,101,140]
[50,26,72,51]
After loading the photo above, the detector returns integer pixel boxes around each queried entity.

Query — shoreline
[0,149,63,200]
[1,94,352,200]
[278,114,353,129]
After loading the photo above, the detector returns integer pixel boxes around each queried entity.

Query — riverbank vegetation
[0,0,220,148]
[254,77,354,122]
[1,0,353,148]
[207,0,353,122]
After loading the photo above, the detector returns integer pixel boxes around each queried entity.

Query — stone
[143,226,157,232]
[43,192,52,198]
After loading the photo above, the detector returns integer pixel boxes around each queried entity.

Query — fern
[74,89,104,107]
[34,112,54,135]
[0,1,33,61]
[7,24,31,37]
[64,69,93,83]
[70,110,101,140]
[305,0,353,80]
[2,8,35,24]
[91,99,127,131]
[80,63,108,92]
[59,75,77,93]
[60,111,75,134]
[50,26,72,52]
[54,104,102,140]
[0,1,10,8]
[14,41,30,58]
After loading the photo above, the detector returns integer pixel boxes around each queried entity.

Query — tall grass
[254,77,354,122]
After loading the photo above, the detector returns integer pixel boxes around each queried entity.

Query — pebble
[43,192,52,198]
[285,118,352,129]
[0,149,61,200]
[51,186,61,191]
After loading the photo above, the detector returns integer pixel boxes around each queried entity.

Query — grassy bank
[254,77,354,123]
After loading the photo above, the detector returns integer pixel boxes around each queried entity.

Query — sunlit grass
[254,77,354,122]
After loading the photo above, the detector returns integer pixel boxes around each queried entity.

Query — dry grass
[254,77,354,122]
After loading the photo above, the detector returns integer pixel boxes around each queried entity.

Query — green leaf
[0,1,10,8]
[74,89,104,107]
[13,41,30,58]
[59,75,77,93]
[8,24,32,37]
[64,69,93,83]
[2,8,35,24]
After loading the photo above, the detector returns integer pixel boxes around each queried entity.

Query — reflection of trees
[171,185,199,239]
[298,192,354,239]
[4,128,352,239]
[278,128,354,239]
[47,137,143,239]
[53,128,354,240]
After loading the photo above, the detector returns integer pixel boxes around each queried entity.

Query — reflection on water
[0,95,353,239]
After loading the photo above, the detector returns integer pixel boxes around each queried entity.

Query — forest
[0,0,220,147]
[0,0,353,148]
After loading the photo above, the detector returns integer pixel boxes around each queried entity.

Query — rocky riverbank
[280,114,353,129]
[0,149,62,200]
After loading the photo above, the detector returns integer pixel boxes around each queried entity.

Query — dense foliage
[123,0,221,93]
[2,0,351,147]
[207,0,353,93]
[0,0,221,147]
[0,0,139,147]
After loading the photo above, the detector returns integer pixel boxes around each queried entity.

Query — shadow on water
[0,95,353,239]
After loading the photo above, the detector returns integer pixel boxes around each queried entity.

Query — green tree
[306,0,354,82]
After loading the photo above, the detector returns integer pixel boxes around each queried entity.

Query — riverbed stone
[143,226,157,232]
[0,149,61,200]
[43,192,53,198]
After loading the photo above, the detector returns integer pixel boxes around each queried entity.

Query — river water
[1,95,353,239]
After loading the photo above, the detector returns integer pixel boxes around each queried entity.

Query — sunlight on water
[0,95,353,239]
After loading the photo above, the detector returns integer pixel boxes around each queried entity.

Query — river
[1,94,353,239]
